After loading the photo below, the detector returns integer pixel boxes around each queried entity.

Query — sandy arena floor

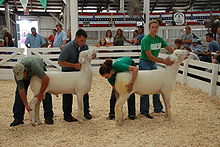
[0,74,220,147]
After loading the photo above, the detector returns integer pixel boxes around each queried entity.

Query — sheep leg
[161,93,172,120]
[115,94,130,124]
[35,100,42,125]
[29,97,38,125]
[76,93,84,122]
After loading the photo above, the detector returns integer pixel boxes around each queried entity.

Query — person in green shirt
[10,56,54,127]
[139,20,175,119]
[99,57,138,120]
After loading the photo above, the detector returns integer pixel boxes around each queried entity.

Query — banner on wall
[173,12,185,25]
[20,0,28,11]
[39,0,47,9]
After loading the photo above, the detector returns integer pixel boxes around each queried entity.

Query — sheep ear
[79,52,87,63]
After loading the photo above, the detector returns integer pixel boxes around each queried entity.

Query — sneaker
[106,116,115,120]
[155,110,165,113]
[142,113,154,119]
[45,118,54,124]
[128,116,136,120]
[10,120,24,127]
[84,113,92,120]
[64,115,78,122]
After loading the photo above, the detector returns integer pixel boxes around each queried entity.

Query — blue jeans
[139,59,163,114]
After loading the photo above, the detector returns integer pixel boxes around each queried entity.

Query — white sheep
[114,50,189,123]
[28,49,95,125]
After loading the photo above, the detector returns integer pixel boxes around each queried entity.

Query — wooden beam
[167,0,177,12]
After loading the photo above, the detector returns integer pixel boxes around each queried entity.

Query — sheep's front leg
[161,93,172,120]
[115,94,130,124]
[76,93,84,122]
[29,97,38,125]
[35,100,42,125]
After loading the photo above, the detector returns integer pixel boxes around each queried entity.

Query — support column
[70,0,78,39]
[5,1,10,32]
[119,0,124,12]
[144,0,150,34]
[66,0,70,31]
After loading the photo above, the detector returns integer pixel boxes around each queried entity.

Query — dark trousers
[62,93,90,117]
[109,89,136,117]
[13,79,53,121]
[61,69,90,118]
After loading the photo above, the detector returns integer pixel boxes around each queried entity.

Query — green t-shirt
[15,56,46,89]
[140,34,168,62]
[108,57,133,86]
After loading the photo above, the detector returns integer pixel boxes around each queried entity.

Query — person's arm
[164,45,175,53]
[18,88,32,112]
[40,36,46,48]
[25,36,30,48]
[145,50,174,66]
[125,39,132,44]
[4,37,9,47]
[126,66,138,92]
[58,61,81,70]
[35,75,49,100]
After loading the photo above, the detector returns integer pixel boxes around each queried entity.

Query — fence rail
[0,46,220,98]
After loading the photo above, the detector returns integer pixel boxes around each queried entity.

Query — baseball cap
[192,38,198,43]
[13,63,25,81]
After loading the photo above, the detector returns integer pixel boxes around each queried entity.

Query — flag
[39,0,47,9]
[20,0,28,11]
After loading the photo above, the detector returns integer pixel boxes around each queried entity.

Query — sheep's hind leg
[35,100,42,125]
[76,93,85,122]
[115,94,130,124]
[161,93,172,120]
[29,97,38,126]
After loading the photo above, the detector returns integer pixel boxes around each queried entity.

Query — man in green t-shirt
[10,56,54,127]
[139,20,174,119]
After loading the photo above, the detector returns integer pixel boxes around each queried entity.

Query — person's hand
[114,90,119,99]
[74,63,81,70]
[126,82,133,93]
[163,58,174,66]
[25,104,32,112]
[35,93,44,101]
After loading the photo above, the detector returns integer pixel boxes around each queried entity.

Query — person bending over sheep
[10,56,54,127]
[99,57,138,120]
[139,20,175,119]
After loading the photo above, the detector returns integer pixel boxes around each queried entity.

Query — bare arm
[164,45,175,53]
[18,88,32,111]
[126,66,138,92]
[58,61,81,70]
[5,37,9,46]
[35,75,49,100]
[145,50,174,66]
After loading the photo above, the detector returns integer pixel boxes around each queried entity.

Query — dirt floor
[0,74,220,147]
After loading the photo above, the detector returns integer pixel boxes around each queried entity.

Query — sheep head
[78,49,96,63]
[168,50,189,64]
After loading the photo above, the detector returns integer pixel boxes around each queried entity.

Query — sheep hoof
[36,121,42,125]
[31,122,37,127]
[116,119,123,125]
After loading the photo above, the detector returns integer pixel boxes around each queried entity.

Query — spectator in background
[113,29,131,46]
[183,47,200,60]
[48,29,57,47]
[53,24,67,49]
[25,27,46,48]
[181,26,193,47]
[217,27,220,45]
[0,39,4,47]
[130,30,139,45]
[95,37,112,47]
[105,30,114,45]
[2,28,14,47]
[190,38,204,55]
[136,25,145,45]
[66,29,71,44]
[174,39,183,49]
[199,33,220,63]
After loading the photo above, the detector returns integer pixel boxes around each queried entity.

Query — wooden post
[119,0,124,12]
[182,59,189,84]
[209,64,219,96]
[4,1,11,32]
[66,0,70,31]
[70,0,78,40]
[144,0,150,34]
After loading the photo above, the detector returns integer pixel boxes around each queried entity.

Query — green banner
[0,0,4,5]
[39,0,47,9]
